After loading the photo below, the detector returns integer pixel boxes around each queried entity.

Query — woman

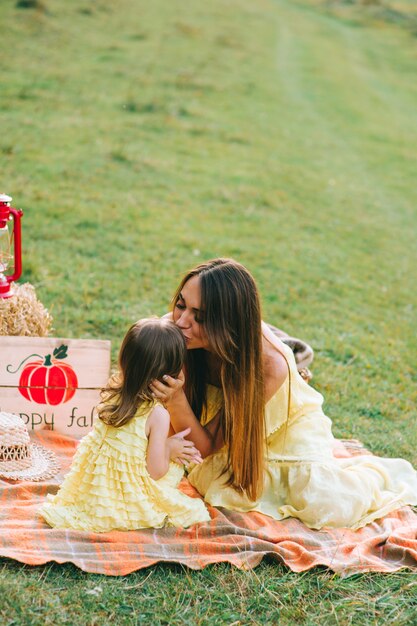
[151,258,417,529]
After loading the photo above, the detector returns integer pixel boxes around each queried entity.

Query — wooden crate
[0,336,111,438]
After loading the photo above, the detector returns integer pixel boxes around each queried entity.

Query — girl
[150,258,417,530]
[40,318,210,532]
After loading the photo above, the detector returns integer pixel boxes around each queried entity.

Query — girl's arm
[146,405,202,480]
[145,405,172,480]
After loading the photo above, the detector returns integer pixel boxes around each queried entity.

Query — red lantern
[8,345,79,406]
[0,194,23,298]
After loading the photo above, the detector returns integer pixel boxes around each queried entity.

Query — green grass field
[1,0,417,623]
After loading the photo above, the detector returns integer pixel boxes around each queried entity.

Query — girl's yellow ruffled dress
[188,324,417,530]
[40,403,210,532]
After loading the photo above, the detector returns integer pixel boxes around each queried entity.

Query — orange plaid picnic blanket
[1,430,416,576]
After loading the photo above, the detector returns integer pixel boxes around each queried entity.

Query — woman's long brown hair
[172,258,265,502]
[99,318,186,428]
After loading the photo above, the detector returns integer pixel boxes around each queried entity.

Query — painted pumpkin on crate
[7,345,78,406]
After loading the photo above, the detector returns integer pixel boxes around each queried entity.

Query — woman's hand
[167,427,203,466]
[150,371,185,407]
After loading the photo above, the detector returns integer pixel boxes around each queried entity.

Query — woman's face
[173,275,210,350]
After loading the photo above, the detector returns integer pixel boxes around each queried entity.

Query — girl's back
[40,399,209,532]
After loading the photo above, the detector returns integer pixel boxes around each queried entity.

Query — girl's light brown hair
[172,258,265,502]
[99,318,186,428]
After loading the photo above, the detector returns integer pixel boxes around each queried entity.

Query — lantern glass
[0,222,13,274]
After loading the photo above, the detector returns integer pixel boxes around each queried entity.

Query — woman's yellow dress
[40,403,210,532]
[188,324,417,530]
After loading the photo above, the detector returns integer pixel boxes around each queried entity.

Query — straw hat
[0,412,59,481]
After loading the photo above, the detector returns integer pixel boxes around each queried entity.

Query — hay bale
[0,283,53,336]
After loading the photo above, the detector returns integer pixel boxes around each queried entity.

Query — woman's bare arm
[149,374,216,457]
[262,324,289,401]
[263,346,288,401]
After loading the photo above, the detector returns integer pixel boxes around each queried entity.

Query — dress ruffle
[40,408,210,532]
